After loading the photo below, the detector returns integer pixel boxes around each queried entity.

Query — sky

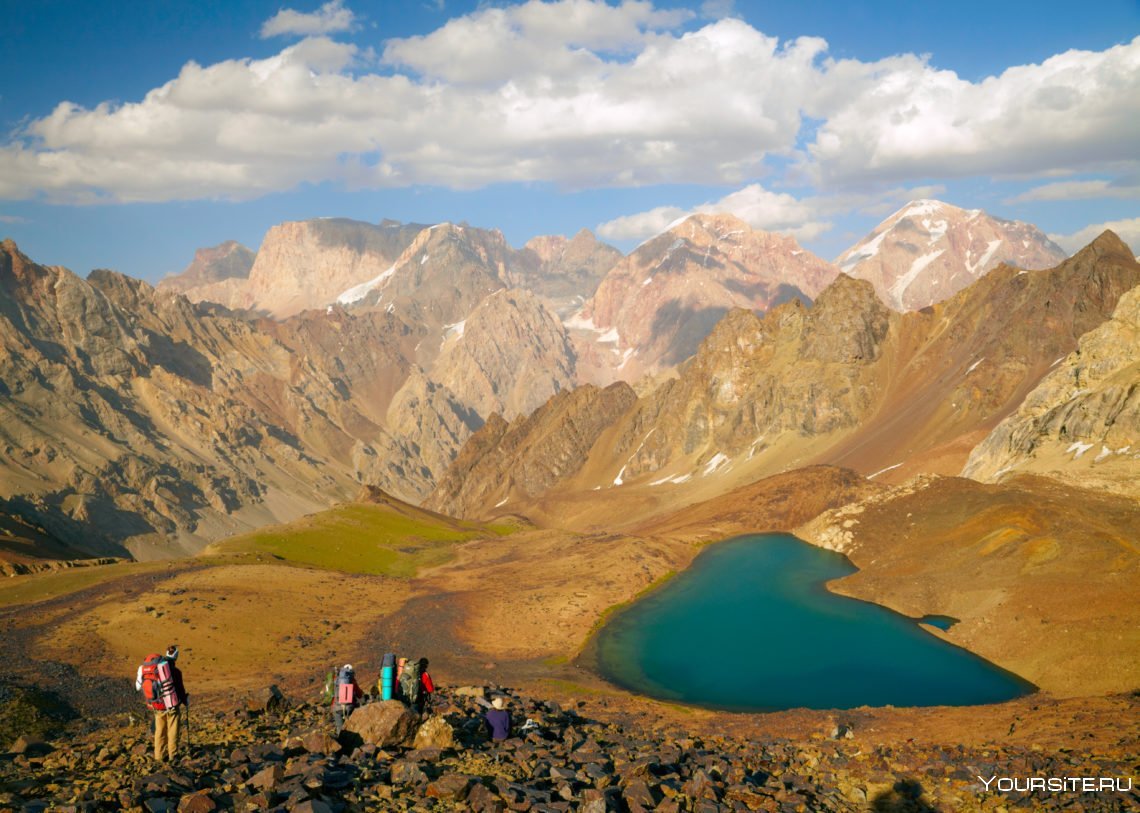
[1,0,1138,283]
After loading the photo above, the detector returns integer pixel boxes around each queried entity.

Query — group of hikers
[327,655,435,734]
[135,646,516,763]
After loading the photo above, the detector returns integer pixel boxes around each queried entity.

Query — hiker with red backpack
[332,664,362,735]
[135,645,188,762]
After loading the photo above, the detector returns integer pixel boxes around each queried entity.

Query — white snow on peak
[899,200,944,219]
[337,262,399,305]
[641,276,653,286]
[1094,445,1113,463]
[923,218,948,245]
[702,452,730,476]
[325,305,334,315]
[597,327,620,344]
[444,319,466,339]
[966,357,985,374]
[867,462,903,479]
[494,496,508,507]
[966,239,1002,275]
[564,310,601,332]
[420,253,430,265]
[840,228,890,272]
[649,472,692,486]
[618,347,635,368]
[888,248,945,308]
[1066,441,1094,459]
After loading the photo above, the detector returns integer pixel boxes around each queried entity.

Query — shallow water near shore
[595,534,1033,711]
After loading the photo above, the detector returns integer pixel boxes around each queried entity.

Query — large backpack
[398,658,422,706]
[139,654,179,711]
[335,667,357,706]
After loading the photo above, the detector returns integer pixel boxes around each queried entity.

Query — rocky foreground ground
[2,684,1138,813]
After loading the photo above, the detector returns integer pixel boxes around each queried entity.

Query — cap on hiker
[492,696,505,709]
[343,664,353,673]
[166,645,179,661]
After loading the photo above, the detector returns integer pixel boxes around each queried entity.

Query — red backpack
[139,654,180,710]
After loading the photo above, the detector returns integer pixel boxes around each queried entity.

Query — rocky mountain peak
[572,214,838,382]
[429,288,577,421]
[837,199,1066,311]
[160,240,255,293]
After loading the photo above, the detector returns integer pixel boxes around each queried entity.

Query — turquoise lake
[595,534,1033,711]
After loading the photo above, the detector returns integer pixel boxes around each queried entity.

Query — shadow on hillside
[872,778,939,812]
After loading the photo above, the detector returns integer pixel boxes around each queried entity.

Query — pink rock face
[571,213,839,382]
[836,199,1067,311]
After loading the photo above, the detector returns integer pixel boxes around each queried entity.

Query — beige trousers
[154,708,181,761]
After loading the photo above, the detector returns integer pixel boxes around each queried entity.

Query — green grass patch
[0,561,164,608]
[209,501,511,577]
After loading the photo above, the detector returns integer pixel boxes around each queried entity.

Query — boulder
[425,773,472,801]
[176,791,216,813]
[412,716,456,751]
[246,685,288,714]
[343,701,419,748]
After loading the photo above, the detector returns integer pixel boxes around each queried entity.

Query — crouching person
[332,663,361,735]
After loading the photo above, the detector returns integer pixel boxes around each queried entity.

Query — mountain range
[1,202,1137,569]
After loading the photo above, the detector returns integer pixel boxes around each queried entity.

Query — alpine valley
[1,200,1138,812]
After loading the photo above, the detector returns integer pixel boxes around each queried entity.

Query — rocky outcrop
[962,233,1140,496]
[426,383,638,517]
[514,229,622,315]
[434,232,1140,508]
[837,199,1067,311]
[431,289,577,421]
[3,685,1134,813]
[159,240,255,293]
[570,213,839,382]
[0,240,459,559]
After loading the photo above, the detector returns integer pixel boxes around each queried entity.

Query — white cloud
[1050,217,1140,256]
[597,183,948,242]
[0,2,1137,207]
[261,0,357,39]
[1007,177,1140,203]
[805,37,1140,186]
[0,214,29,224]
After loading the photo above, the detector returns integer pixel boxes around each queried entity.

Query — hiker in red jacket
[135,645,188,762]
[332,664,362,735]
[417,658,435,714]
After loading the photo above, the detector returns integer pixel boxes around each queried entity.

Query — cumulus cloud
[261,0,357,38]
[596,182,949,242]
[1050,217,1140,256]
[1,2,1138,206]
[805,37,1140,186]
[1007,177,1140,203]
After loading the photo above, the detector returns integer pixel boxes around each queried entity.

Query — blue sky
[1,0,1138,282]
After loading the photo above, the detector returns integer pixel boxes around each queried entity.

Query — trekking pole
[185,696,191,755]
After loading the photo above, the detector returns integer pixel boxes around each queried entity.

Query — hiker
[332,664,362,735]
[397,656,425,714]
[417,658,435,714]
[480,694,511,742]
[135,645,187,762]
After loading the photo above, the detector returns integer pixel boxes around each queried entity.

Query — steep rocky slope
[432,233,1140,520]
[166,219,426,317]
[797,473,1140,697]
[426,383,638,517]
[429,289,578,421]
[158,240,255,293]
[0,240,448,559]
[569,213,838,383]
[962,233,1140,497]
[514,228,622,315]
[837,199,1066,311]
